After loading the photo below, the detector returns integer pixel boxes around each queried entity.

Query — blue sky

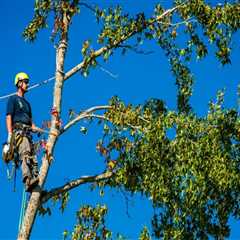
[0,0,239,239]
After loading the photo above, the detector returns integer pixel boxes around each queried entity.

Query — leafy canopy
[24,0,240,239]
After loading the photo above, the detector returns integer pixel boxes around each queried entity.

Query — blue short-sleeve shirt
[6,95,32,126]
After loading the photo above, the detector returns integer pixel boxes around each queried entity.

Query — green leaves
[177,0,239,65]
[99,94,240,239]
[65,204,112,240]
[24,0,80,41]
[22,1,240,238]
[80,126,88,134]
[139,226,151,240]
[23,12,47,41]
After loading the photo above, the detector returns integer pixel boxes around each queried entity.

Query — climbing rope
[18,188,27,232]
[0,64,117,101]
[0,76,55,100]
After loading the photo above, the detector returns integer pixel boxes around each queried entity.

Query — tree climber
[5,72,39,192]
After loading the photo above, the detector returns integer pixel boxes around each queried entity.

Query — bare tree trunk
[17,13,69,240]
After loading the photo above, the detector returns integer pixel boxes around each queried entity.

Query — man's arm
[6,114,13,142]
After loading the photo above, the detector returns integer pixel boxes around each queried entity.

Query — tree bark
[41,171,113,204]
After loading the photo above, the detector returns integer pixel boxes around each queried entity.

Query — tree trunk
[17,14,69,240]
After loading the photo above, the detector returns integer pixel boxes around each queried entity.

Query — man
[6,72,39,192]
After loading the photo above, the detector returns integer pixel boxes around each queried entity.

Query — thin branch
[79,2,97,14]
[63,106,150,134]
[63,3,184,81]
[141,118,150,124]
[86,114,143,131]
[120,187,132,218]
[41,171,113,204]
[85,113,108,121]
[119,44,154,55]
[64,46,107,81]
[66,111,145,134]
[62,105,111,133]
[157,17,197,27]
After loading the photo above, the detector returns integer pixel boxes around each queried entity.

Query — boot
[25,176,39,192]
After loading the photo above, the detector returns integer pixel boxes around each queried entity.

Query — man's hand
[3,143,10,154]
[2,142,10,163]
[31,123,42,133]
[31,125,42,133]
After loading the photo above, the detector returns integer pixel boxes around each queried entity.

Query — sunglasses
[22,79,29,84]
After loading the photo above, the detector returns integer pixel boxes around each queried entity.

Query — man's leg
[30,155,39,178]
[18,136,38,191]
[18,136,32,182]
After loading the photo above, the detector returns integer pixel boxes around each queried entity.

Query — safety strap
[18,188,27,232]
[15,132,24,148]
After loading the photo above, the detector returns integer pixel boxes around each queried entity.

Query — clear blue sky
[0,1,239,239]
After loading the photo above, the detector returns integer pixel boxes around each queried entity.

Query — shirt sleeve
[28,102,32,119]
[6,96,15,116]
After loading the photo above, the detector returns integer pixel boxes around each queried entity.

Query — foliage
[23,0,80,41]
[63,204,112,240]
[22,0,240,239]
[39,191,70,217]
[99,93,240,239]
[25,1,240,112]
[139,226,151,240]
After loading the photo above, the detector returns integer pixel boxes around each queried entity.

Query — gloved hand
[2,133,13,163]
[2,143,10,163]
[3,143,10,154]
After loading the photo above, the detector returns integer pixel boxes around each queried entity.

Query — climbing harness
[2,124,50,191]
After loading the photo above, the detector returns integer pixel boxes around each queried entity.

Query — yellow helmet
[14,72,30,86]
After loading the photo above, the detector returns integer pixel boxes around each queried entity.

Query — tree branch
[118,44,154,55]
[79,2,97,14]
[41,171,113,204]
[62,105,111,133]
[63,4,184,81]
[83,114,142,130]
[85,114,108,121]
[157,17,196,27]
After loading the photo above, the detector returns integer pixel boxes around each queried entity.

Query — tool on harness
[2,124,32,191]
[2,123,31,164]
[6,161,18,192]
